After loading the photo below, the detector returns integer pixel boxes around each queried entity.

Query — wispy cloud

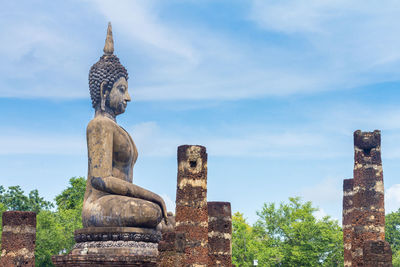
[4,1,400,100]
[386,184,400,213]
[249,0,400,92]
[0,133,85,155]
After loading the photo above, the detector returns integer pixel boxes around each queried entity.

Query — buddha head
[89,22,130,116]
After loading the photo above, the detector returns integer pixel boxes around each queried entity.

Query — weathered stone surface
[52,254,157,266]
[208,202,232,267]
[176,145,209,266]
[74,227,161,243]
[363,240,392,267]
[52,22,166,267]
[342,130,392,266]
[82,22,168,230]
[71,241,158,257]
[157,232,187,267]
[0,211,36,267]
[343,178,354,266]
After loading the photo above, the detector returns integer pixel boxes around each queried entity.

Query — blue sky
[2,0,400,224]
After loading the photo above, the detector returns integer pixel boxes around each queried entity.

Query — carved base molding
[74,227,161,243]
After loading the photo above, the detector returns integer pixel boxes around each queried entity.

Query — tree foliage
[232,197,343,267]
[0,177,86,267]
[0,185,53,213]
[55,177,86,210]
[386,208,400,266]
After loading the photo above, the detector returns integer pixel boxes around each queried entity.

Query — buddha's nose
[125,91,131,102]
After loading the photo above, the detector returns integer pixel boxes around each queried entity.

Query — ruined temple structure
[158,145,233,267]
[343,130,392,266]
[0,211,36,267]
[208,202,232,266]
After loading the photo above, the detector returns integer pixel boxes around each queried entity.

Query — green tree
[0,178,86,267]
[254,197,343,266]
[35,177,86,266]
[232,212,254,266]
[233,197,343,267]
[55,177,86,210]
[386,208,400,266]
[0,185,53,212]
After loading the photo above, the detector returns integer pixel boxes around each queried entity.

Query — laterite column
[208,202,232,267]
[363,240,392,266]
[342,179,354,267]
[351,130,388,266]
[0,211,36,267]
[176,145,208,266]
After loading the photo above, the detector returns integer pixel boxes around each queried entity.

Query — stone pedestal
[0,211,36,267]
[52,227,161,267]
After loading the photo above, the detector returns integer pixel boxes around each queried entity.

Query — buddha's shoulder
[87,116,117,132]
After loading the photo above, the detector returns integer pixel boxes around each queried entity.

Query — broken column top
[353,130,382,165]
[2,211,36,227]
[343,179,354,191]
[208,202,232,217]
[354,130,381,150]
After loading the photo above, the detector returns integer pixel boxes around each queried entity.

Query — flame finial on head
[103,22,114,55]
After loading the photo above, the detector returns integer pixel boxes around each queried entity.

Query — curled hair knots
[88,55,129,108]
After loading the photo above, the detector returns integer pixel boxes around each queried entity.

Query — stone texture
[0,211,36,267]
[343,178,354,266]
[52,254,157,266]
[208,202,232,267]
[363,240,392,267]
[53,22,166,267]
[74,227,161,243]
[342,130,392,266]
[157,232,186,267]
[175,145,209,266]
[82,22,167,229]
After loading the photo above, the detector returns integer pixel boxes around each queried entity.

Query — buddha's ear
[100,81,108,112]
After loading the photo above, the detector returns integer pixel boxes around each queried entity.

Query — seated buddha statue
[82,23,167,229]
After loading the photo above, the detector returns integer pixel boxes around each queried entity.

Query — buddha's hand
[160,198,168,225]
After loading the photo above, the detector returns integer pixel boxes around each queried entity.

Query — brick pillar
[363,240,392,267]
[343,178,354,267]
[208,202,232,267]
[351,130,386,266]
[175,145,208,266]
[0,211,36,267]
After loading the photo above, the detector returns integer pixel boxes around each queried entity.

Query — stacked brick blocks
[176,145,209,266]
[0,211,36,267]
[342,130,392,266]
[208,202,232,267]
[363,240,392,266]
[343,178,354,266]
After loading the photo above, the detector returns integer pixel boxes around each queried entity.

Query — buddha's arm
[91,176,168,223]
[87,119,168,223]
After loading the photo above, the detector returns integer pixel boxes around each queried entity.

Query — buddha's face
[108,77,131,115]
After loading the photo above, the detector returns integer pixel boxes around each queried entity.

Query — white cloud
[0,134,85,155]
[314,208,328,221]
[3,1,400,100]
[300,178,342,205]
[386,184,400,213]
[131,121,345,158]
[248,0,400,95]
[91,0,197,61]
